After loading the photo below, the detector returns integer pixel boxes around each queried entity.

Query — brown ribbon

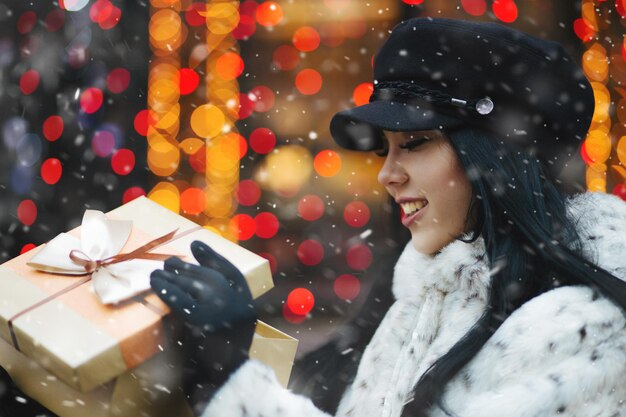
[8,226,203,351]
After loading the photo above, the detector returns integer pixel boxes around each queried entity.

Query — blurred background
[1,0,625,356]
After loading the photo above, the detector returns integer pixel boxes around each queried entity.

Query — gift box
[0,196,298,417]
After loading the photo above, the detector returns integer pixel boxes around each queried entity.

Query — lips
[400,201,429,227]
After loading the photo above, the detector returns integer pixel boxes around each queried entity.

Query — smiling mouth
[400,200,428,216]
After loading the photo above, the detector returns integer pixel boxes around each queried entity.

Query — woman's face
[377,130,476,256]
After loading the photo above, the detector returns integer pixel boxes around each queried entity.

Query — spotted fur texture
[202,192,626,417]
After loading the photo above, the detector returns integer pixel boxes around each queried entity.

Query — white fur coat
[202,192,626,417]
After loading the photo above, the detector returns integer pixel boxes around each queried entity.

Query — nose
[377,154,408,187]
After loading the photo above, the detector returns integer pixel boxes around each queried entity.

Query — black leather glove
[0,366,57,417]
[150,241,257,416]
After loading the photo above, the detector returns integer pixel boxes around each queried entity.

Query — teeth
[400,200,427,214]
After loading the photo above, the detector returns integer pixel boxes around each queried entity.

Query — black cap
[330,18,594,177]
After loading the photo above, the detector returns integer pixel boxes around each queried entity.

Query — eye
[398,136,429,151]
[374,146,388,157]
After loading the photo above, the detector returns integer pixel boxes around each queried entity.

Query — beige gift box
[0,197,298,416]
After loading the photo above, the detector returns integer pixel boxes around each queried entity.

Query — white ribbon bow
[27,210,167,304]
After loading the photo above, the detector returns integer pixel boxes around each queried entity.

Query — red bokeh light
[233,14,257,40]
[41,158,62,185]
[319,22,344,47]
[256,1,283,27]
[296,69,323,95]
[283,303,307,324]
[17,199,37,226]
[297,239,324,266]
[580,141,593,165]
[43,115,64,142]
[346,244,372,271]
[612,184,626,201]
[344,201,371,228]
[45,9,65,32]
[492,0,518,23]
[273,45,300,71]
[179,68,200,95]
[92,130,116,157]
[216,53,244,80]
[250,127,276,154]
[255,212,279,239]
[298,194,324,221]
[229,214,256,240]
[134,109,154,136]
[98,4,121,30]
[107,68,130,94]
[287,288,315,315]
[237,179,261,206]
[353,82,373,106]
[19,70,40,95]
[249,86,275,112]
[189,146,206,173]
[461,0,487,16]
[402,0,424,4]
[20,243,37,254]
[80,87,104,114]
[293,26,320,52]
[185,2,206,27]
[574,18,595,42]
[180,188,206,215]
[17,11,37,34]
[90,0,112,23]
[122,186,146,204]
[111,149,135,175]
[238,92,255,119]
[334,274,361,301]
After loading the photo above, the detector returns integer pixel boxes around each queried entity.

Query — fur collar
[391,191,623,301]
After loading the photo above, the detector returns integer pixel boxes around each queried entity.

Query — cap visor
[330,100,462,151]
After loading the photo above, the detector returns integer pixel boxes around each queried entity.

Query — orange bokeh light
[216,52,244,80]
[256,1,283,27]
[353,82,373,106]
[180,187,207,215]
[296,69,322,95]
[314,150,342,177]
[293,26,320,52]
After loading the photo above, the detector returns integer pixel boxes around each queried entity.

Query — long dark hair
[290,127,626,416]
[405,127,626,416]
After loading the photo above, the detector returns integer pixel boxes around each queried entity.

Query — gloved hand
[0,366,57,416]
[150,241,257,416]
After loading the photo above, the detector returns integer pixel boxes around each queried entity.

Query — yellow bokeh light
[204,3,240,35]
[149,182,180,213]
[148,140,180,177]
[180,138,205,155]
[190,104,226,138]
[254,145,313,196]
[207,134,240,172]
[583,43,608,82]
[590,82,610,123]
[584,130,612,163]
[617,136,626,166]
[587,177,606,192]
[581,1,599,31]
[148,78,180,107]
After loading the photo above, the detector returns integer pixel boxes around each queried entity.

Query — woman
[149,17,626,417]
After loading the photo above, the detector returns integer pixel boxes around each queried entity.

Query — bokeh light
[19,70,40,95]
[17,199,37,226]
[20,243,37,254]
[17,11,37,35]
[314,150,342,177]
[334,274,361,301]
[296,69,323,95]
[204,3,240,35]
[216,52,244,80]
[41,158,62,185]
[343,201,371,228]
[45,9,65,32]
[107,68,131,94]
[492,0,518,23]
[80,87,104,114]
[134,109,155,136]
[250,127,276,154]
[111,149,135,175]
[42,116,64,142]
[122,186,146,204]
[185,2,206,27]
[255,212,279,239]
[293,26,320,52]
[92,130,116,157]
[298,194,324,221]
[297,239,324,266]
[190,104,225,138]
[256,1,283,27]
[353,82,373,106]
[346,243,372,271]
[237,179,261,206]
[461,0,487,16]
[180,187,207,215]
[249,86,275,112]
[179,68,200,95]
[286,288,314,315]
[255,145,313,197]
[238,92,255,119]
[16,134,42,167]
[229,214,256,240]
[149,182,180,213]
[60,0,90,12]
